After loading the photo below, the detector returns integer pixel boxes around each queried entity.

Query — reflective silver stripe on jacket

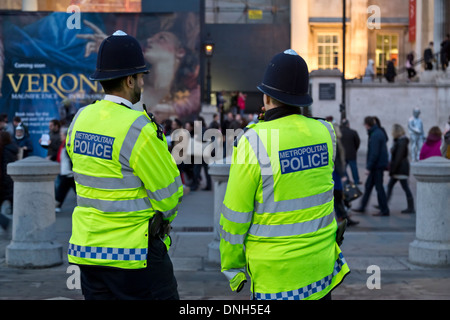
[77,195,152,213]
[243,128,276,215]
[249,211,335,238]
[316,119,336,162]
[149,177,183,219]
[67,106,86,148]
[223,268,246,282]
[74,171,142,189]
[119,115,150,165]
[222,204,253,224]
[146,176,182,202]
[220,224,246,245]
[74,173,181,203]
[253,189,334,214]
[160,202,180,219]
[221,212,335,243]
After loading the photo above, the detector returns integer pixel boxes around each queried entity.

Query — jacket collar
[104,94,133,109]
[264,105,301,122]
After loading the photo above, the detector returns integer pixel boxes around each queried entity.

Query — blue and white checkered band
[68,243,147,261]
[254,253,347,300]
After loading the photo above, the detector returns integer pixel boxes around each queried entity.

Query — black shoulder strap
[146,111,164,141]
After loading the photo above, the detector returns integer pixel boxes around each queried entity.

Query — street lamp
[205,43,214,57]
[340,0,347,123]
[204,36,215,105]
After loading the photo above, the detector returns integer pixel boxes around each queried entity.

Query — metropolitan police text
[73,131,115,160]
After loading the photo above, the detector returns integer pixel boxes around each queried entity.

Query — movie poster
[0,11,200,157]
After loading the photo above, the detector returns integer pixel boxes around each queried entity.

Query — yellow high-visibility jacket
[66,100,182,269]
[220,114,350,300]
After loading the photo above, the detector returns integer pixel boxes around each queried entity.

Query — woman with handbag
[387,124,415,214]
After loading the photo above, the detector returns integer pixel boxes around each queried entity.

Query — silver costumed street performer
[408,108,425,162]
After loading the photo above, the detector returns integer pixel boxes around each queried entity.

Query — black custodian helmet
[90,30,149,81]
[257,49,313,107]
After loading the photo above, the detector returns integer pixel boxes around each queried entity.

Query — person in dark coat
[341,119,361,184]
[386,124,414,214]
[423,42,434,71]
[0,131,18,231]
[354,116,390,216]
[385,58,397,83]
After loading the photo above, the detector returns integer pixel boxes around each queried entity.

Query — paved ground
[0,159,449,301]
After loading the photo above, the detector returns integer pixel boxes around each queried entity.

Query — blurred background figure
[386,124,415,214]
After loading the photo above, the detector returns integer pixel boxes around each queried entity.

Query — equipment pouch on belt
[149,211,171,238]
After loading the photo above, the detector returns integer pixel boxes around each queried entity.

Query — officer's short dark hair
[100,74,137,93]
[267,95,289,108]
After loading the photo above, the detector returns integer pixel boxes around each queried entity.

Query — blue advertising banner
[0,11,200,158]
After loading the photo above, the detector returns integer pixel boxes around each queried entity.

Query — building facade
[2,1,448,81]
[292,0,449,79]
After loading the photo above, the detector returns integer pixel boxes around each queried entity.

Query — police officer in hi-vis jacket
[219,49,350,300]
[66,31,183,300]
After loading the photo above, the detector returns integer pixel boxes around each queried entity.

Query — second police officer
[219,49,350,300]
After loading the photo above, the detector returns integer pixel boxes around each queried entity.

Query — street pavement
[0,160,449,301]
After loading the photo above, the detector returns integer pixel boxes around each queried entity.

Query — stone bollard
[409,156,450,267]
[207,160,231,263]
[6,156,63,268]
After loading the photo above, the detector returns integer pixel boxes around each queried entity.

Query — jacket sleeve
[130,118,183,223]
[220,133,260,284]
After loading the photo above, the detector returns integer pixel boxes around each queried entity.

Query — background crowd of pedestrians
[1,104,449,233]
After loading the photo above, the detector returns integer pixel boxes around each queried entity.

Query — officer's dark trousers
[79,237,179,300]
